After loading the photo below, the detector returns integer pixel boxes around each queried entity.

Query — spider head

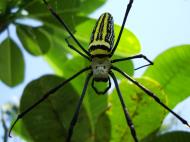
[91,57,111,82]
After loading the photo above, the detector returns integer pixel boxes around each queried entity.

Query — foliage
[144,45,190,108]
[0,38,24,86]
[1,0,190,142]
[142,131,190,142]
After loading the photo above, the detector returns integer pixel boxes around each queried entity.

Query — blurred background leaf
[17,25,51,56]
[19,75,92,142]
[0,38,24,86]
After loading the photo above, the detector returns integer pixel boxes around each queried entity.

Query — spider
[9,0,190,142]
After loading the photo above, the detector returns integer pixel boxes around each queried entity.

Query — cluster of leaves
[0,0,190,142]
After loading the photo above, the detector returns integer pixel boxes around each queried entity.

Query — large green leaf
[17,76,111,142]
[20,75,92,142]
[0,38,24,86]
[13,120,32,142]
[144,45,190,108]
[143,131,190,142]
[95,112,111,142]
[108,77,167,142]
[17,25,51,56]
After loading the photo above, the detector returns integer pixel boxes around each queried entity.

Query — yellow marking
[93,15,104,41]
[89,40,110,49]
[103,13,109,41]
[90,49,110,55]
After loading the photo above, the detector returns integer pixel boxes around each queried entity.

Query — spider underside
[91,57,111,82]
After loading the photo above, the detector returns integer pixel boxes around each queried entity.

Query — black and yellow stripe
[89,13,114,56]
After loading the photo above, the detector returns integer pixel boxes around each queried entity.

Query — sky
[0,0,190,141]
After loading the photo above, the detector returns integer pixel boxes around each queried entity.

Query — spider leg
[111,66,190,128]
[8,66,91,137]
[110,0,134,56]
[111,54,153,70]
[67,72,92,142]
[65,37,90,60]
[110,71,138,142]
[43,0,90,57]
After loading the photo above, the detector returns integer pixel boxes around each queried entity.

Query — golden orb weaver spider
[9,0,190,142]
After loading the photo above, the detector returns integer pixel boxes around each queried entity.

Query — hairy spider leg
[43,0,91,58]
[111,54,153,70]
[66,72,92,142]
[110,0,134,56]
[110,71,138,142]
[65,37,90,60]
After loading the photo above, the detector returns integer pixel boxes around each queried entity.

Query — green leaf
[0,0,7,15]
[26,0,106,17]
[13,120,33,142]
[95,112,111,142]
[144,45,190,108]
[143,131,190,142]
[25,0,106,31]
[17,25,51,56]
[84,87,109,135]
[114,25,141,57]
[113,55,134,78]
[44,39,68,75]
[20,75,92,142]
[108,77,167,142]
[78,0,107,15]
[8,0,22,8]
[0,38,24,86]
[24,0,47,16]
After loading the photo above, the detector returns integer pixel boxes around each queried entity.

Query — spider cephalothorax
[9,1,190,142]
[91,57,111,82]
